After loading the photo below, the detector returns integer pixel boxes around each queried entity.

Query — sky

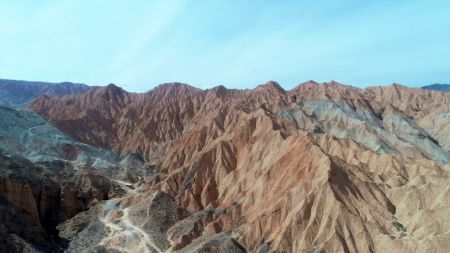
[0,0,449,92]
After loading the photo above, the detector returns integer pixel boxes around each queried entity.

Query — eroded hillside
[6,80,447,252]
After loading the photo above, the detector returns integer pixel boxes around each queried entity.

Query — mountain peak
[292,80,319,90]
[327,80,344,86]
[106,83,119,88]
[99,83,126,96]
[104,83,123,91]
[255,81,286,94]
[210,85,229,96]
[391,82,406,88]
[151,82,202,97]
[154,82,199,91]
[305,80,319,85]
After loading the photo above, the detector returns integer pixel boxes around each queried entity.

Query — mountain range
[422,83,450,92]
[1,79,450,252]
[0,79,91,106]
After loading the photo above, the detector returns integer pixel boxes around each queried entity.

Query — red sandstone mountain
[28,81,450,252]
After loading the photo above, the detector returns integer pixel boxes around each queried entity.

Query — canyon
[0,80,449,252]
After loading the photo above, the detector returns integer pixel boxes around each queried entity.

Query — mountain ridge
[422,83,450,92]
[0,78,91,106]
[2,78,450,252]
[29,80,450,160]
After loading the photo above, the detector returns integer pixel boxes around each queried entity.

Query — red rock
[28,81,450,252]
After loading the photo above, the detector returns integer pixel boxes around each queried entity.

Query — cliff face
[25,81,450,252]
[0,155,116,252]
[0,154,62,252]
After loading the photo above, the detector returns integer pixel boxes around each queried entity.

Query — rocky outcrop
[0,155,67,252]
[172,232,246,253]
[0,154,131,252]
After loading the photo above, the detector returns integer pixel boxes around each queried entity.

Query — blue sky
[0,0,449,92]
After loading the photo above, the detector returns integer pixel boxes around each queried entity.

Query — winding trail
[121,207,163,253]
[98,179,163,253]
[24,122,72,159]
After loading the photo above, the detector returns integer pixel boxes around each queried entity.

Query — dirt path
[98,180,163,253]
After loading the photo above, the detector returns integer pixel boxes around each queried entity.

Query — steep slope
[0,105,119,167]
[0,153,131,253]
[366,83,450,119]
[29,81,450,162]
[0,106,156,252]
[0,154,67,252]
[0,78,91,106]
[27,81,450,252]
[30,82,204,156]
[30,84,136,149]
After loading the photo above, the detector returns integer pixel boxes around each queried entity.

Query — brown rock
[27,81,450,252]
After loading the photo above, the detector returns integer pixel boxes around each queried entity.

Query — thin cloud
[0,0,449,91]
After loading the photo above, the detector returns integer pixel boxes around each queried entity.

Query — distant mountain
[0,79,91,106]
[422,83,450,92]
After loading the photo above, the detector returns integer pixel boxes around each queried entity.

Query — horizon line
[2,77,448,94]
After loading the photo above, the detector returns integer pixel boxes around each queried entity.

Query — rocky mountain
[23,80,450,252]
[422,83,450,92]
[0,106,157,252]
[0,79,91,106]
[0,105,119,167]
[0,152,137,252]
